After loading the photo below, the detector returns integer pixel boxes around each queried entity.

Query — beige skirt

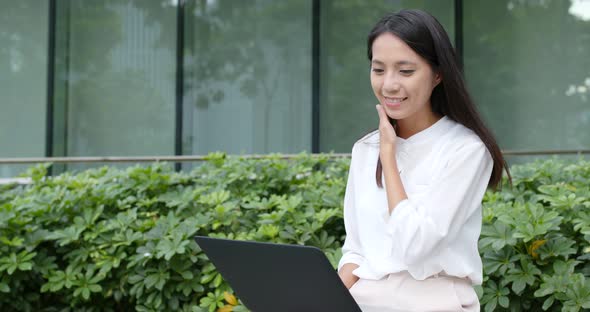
[349,271,480,312]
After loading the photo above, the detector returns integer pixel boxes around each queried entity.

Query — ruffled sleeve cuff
[337,253,365,272]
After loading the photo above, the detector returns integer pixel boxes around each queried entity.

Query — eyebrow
[371,59,417,66]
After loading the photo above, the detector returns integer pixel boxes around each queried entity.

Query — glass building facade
[1,0,589,177]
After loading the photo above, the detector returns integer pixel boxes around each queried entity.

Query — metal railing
[0,150,589,165]
[500,149,590,156]
[0,149,590,165]
[0,153,351,164]
[0,150,588,185]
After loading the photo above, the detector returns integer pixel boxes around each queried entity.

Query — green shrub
[0,154,589,311]
[478,158,590,312]
[0,153,347,311]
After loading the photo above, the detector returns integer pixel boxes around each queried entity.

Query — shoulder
[354,129,380,146]
[348,130,379,166]
[440,118,491,161]
[350,129,379,154]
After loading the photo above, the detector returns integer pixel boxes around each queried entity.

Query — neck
[396,110,442,139]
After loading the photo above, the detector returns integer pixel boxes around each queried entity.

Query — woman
[337,9,510,312]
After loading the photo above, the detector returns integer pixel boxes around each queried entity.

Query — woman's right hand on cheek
[376,104,397,154]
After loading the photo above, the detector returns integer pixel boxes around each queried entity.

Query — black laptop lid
[194,236,361,312]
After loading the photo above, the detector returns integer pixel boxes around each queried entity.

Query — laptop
[194,235,362,312]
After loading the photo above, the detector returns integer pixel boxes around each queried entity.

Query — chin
[382,107,405,120]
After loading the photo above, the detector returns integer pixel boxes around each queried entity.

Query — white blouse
[337,116,493,285]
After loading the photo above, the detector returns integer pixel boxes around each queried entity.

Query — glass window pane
[183,0,312,155]
[54,0,176,166]
[464,0,590,152]
[0,1,48,177]
[319,0,455,153]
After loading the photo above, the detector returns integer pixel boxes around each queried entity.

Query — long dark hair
[367,9,510,189]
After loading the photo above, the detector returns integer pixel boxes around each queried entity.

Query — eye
[400,70,415,75]
[371,68,384,74]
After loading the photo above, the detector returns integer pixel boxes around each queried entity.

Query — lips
[383,96,407,108]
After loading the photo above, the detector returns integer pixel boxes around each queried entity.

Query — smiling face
[370,32,441,123]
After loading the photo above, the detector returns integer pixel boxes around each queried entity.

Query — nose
[382,73,401,94]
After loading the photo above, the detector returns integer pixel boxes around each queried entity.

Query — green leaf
[0,282,9,293]
[534,260,579,298]
[82,287,90,300]
[181,271,194,280]
[563,274,590,309]
[128,273,145,284]
[484,300,497,312]
[144,273,160,289]
[479,221,516,251]
[504,258,542,294]
[537,236,577,260]
[498,295,509,308]
[213,273,223,287]
[542,296,554,310]
[483,248,519,275]
[512,279,526,294]
[88,284,102,293]
[512,203,562,242]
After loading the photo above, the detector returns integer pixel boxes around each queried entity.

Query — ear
[433,72,442,86]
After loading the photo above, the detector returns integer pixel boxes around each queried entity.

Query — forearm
[381,150,408,214]
[338,263,360,289]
